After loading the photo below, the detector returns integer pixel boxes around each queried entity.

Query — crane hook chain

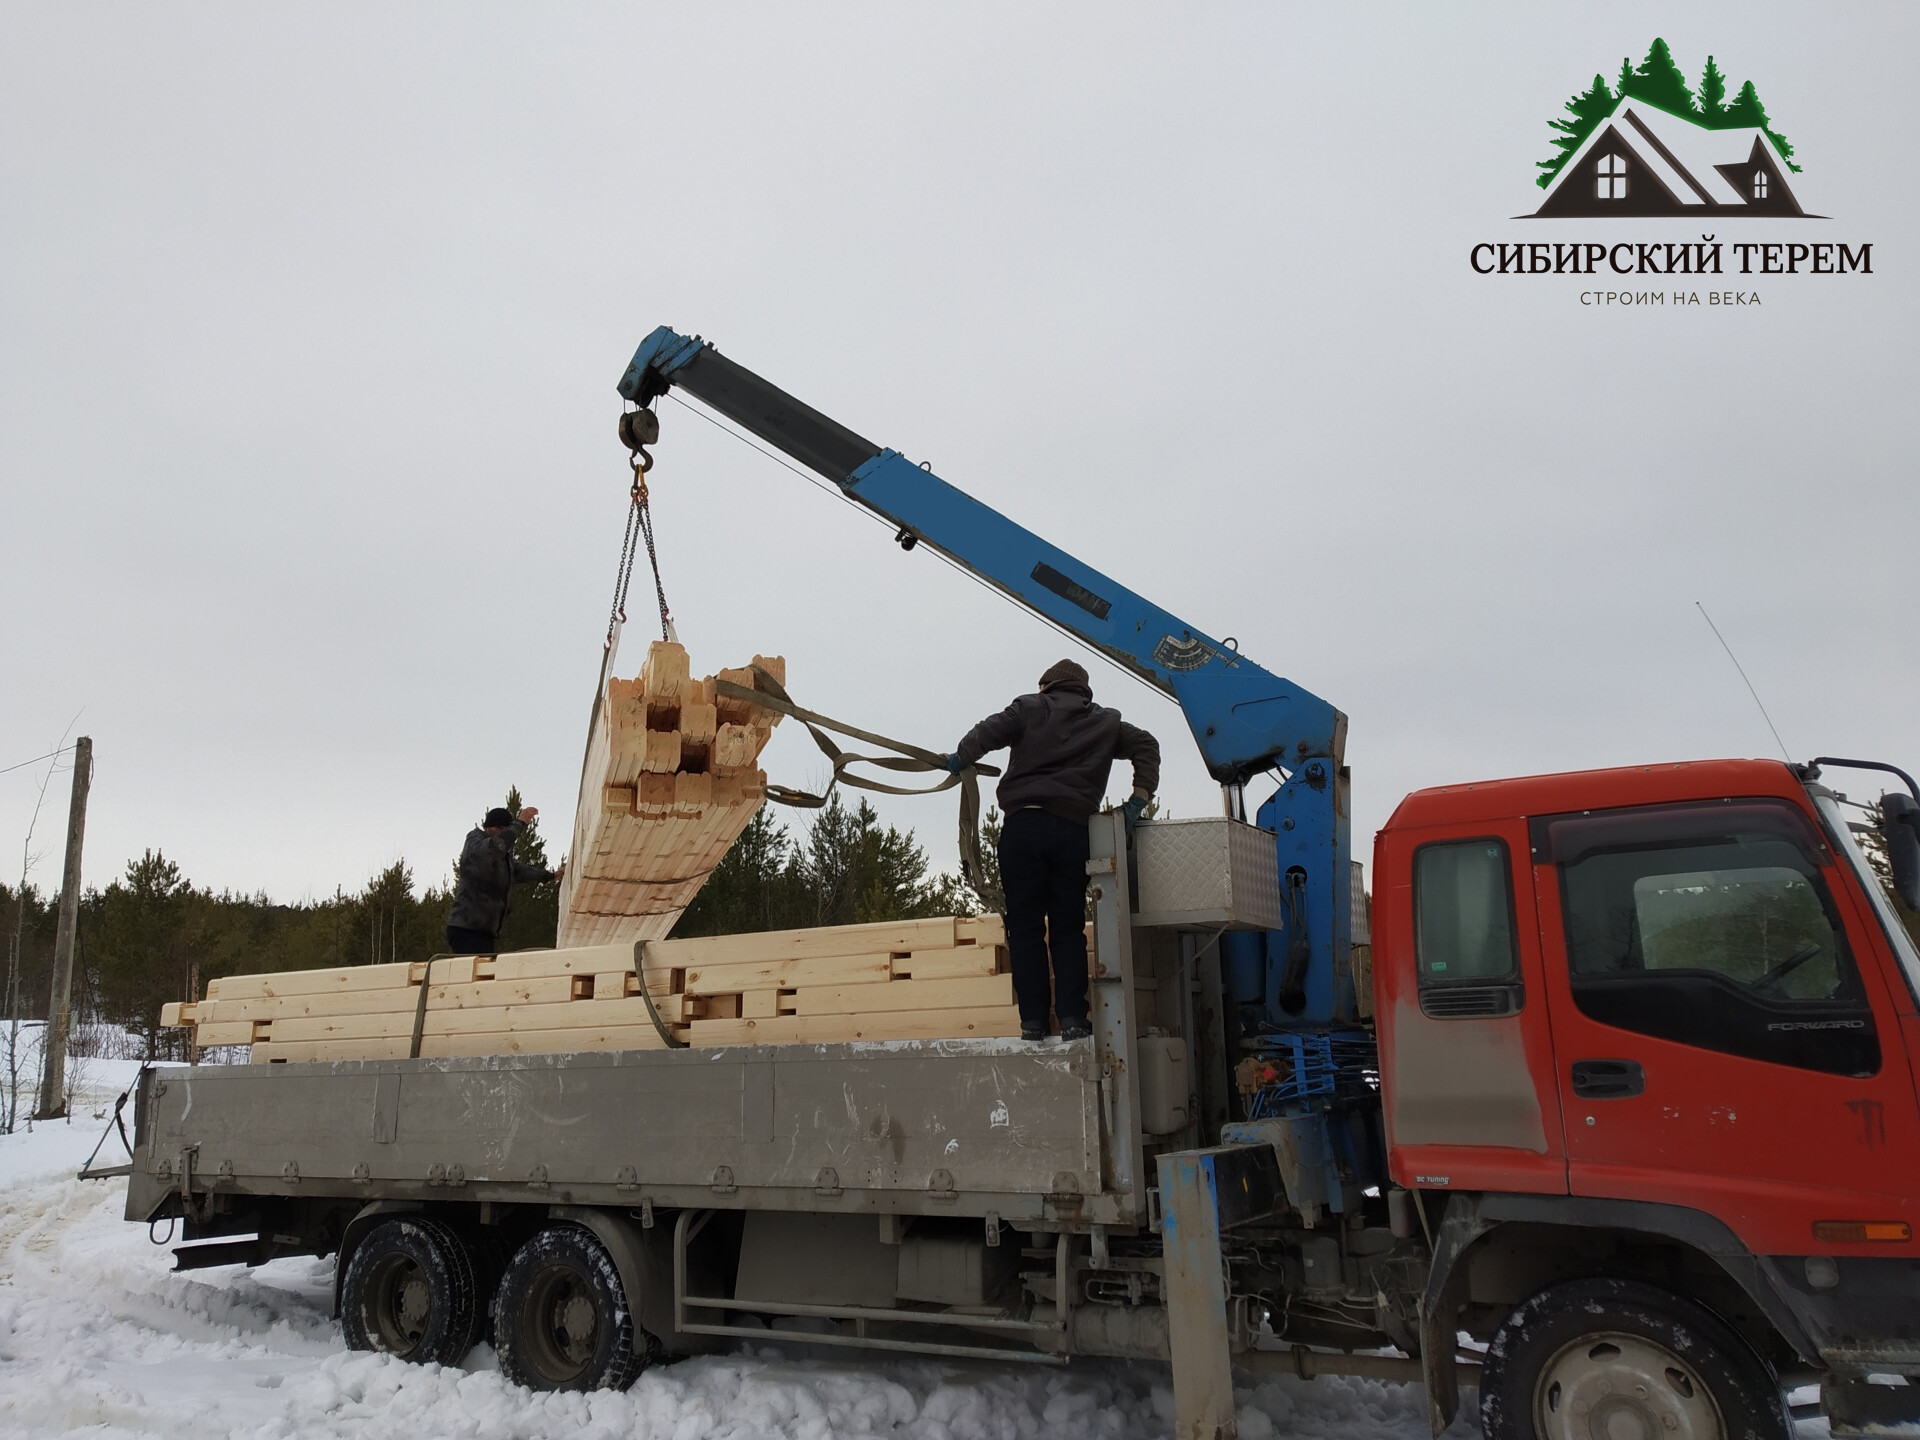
[608,408,674,648]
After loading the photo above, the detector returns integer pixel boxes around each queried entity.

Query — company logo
[1531,40,1810,218]
[1470,40,1873,298]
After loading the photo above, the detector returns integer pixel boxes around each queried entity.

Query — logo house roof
[1531,93,1813,218]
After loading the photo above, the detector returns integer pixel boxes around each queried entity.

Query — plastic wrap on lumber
[556,639,785,949]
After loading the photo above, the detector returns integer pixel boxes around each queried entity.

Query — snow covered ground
[0,1060,1829,1439]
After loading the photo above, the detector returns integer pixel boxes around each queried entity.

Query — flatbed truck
[120,332,1920,1439]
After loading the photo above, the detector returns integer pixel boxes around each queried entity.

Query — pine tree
[359,861,414,965]
[495,784,560,952]
[1698,55,1728,123]
[1621,38,1696,117]
[1617,56,1634,100]
[1537,73,1618,188]
[673,808,807,937]
[93,850,198,1058]
[1723,79,1798,171]
[1858,805,1920,947]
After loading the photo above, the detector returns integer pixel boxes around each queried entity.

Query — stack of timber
[557,640,786,949]
[158,914,1019,1062]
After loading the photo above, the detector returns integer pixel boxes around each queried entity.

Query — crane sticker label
[1469,39,1875,303]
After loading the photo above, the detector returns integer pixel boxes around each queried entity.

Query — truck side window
[1413,839,1523,1017]
[1533,799,1879,1076]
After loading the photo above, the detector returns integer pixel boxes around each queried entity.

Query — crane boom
[619,327,1345,787]
[619,326,1355,1026]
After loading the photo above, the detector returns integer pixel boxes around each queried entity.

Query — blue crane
[619,326,1354,1028]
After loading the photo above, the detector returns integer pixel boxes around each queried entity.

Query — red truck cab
[1374,758,1920,1436]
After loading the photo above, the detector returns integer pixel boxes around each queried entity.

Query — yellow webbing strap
[712,667,999,898]
[632,941,687,1050]
[410,955,455,1060]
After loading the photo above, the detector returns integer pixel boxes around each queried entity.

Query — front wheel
[493,1225,645,1392]
[1480,1277,1790,1440]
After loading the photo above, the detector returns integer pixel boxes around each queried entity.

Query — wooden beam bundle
[159,914,1018,1062]
[556,640,786,949]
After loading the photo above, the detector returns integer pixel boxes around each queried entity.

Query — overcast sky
[3,4,1915,908]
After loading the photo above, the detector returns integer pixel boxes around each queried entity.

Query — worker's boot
[1020,1021,1047,1043]
[1060,1018,1092,1042]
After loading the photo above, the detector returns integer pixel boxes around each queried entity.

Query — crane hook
[619,407,660,474]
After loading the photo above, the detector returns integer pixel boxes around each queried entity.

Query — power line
[0,746,73,780]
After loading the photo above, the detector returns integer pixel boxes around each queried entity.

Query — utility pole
[36,736,91,1120]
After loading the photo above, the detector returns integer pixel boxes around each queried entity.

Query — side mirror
[1883,792,1920,911]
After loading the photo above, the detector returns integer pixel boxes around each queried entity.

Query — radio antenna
[1695,602,1792,762]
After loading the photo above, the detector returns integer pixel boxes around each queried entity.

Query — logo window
[1753,169,1769,200]
[1595,154,1628,200]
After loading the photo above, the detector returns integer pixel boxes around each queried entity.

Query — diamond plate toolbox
[1131,817,1285,930]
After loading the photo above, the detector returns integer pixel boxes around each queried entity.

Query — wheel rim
[1533,1331,1725,1440]
[363,1251,433,1357]
[521,1263,599,1383]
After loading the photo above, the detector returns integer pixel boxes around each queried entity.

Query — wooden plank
[678,954,893,995]
[190,975,577,1025]
[640,729,681,774]
[958,914,1007,946]
[645,917,959,968]
[740,990,781,1019]
[192,1021,258,1047]
[891,945,1006,981]
[680,701,717,744]
[159,1002,190,1028]
[485,942,638,981]
[790,974,1014,1016]
[260,994,684,1044]
[641,640,689,700]
[206,960,415,1002]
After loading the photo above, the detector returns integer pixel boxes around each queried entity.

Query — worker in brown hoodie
[944,659,1160,1042]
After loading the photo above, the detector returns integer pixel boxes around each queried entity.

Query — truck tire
[1480,1277,1789,1440]
[493,1224,645,1392]
[339,1216,478,1366]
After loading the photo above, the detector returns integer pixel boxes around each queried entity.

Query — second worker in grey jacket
[947,659,1160,1042]
[446,805,560,954]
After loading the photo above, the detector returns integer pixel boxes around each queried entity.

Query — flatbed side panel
[129,1039,1103,1220]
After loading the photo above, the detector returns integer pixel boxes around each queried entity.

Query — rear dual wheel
[1480,1278,1790,1440]
[492,1224,646,1393]
[340,1216,477,1366]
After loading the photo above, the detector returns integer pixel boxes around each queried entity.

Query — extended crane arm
[619,326,1344,786]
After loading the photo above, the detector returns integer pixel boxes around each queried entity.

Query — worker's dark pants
[999,807,1091,1029]
[445,925,498,955]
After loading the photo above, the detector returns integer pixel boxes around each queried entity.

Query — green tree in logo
[1724,79,1797,170]
[1535,40,1800,188]
[1620,37,1697,117]
[1698,55,1729,123]
[1538,73,1618,188]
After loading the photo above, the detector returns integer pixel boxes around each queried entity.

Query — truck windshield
[1811,789,1920,1009]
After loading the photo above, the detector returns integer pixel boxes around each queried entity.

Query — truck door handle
[1570,1059,1644,1099]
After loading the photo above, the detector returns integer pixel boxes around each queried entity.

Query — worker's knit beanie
[1038,659,1090,692]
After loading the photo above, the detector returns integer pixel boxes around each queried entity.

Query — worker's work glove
[1120,791,1151,835]
[937,753,966,774]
